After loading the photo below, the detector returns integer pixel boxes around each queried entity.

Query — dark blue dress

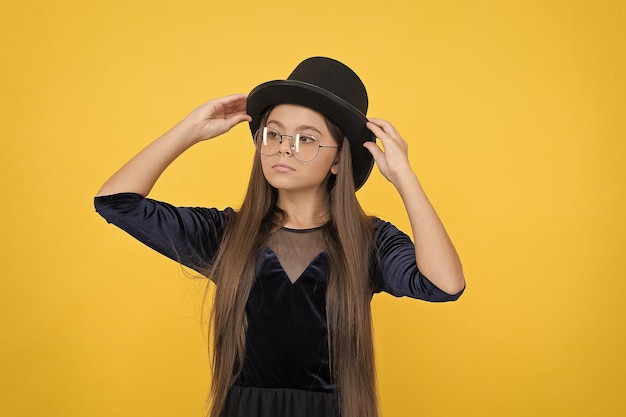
[94,193,463,416]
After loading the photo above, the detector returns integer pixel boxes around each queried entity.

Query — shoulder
[94,192,236,233]
[95,191,234,216]
[372,217,411,245]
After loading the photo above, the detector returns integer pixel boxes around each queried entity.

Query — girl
[95,57,465,417]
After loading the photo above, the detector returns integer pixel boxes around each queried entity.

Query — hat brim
[247,80,375,191]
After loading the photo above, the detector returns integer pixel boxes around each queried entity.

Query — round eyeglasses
[254,127,339,162]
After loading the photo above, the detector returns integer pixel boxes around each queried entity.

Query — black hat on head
[247,57,375,191]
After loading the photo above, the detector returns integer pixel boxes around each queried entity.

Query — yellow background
[1,0,624,416]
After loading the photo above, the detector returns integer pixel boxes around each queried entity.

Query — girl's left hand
[364,118,413,185]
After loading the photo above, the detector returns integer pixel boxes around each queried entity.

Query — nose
[278,136,292,155]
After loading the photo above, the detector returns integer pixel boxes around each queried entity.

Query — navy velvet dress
[94,193,463,416]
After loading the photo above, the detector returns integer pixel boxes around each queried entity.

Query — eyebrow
[267,120,324,136]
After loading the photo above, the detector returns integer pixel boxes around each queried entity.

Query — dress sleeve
[94,192,233,273]
[371,218,464,302]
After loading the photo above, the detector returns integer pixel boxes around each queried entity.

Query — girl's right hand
[183,94,252,143]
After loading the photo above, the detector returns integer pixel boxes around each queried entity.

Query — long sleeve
[94,192,233,273]
[371,218,464,302]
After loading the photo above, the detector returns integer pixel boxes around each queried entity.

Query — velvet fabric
[94,192,464,415]
[238,247,333,391]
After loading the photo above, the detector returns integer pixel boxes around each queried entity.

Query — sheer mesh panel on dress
[266,227,326,283]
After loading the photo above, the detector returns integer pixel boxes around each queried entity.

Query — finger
[224,113,252,130]
[367,120,407,152]
[366,120,383,135]
[367,117,389,125]
[367,118,400,137]
[218,93,248,104]
[366,121,392,142]
[198,94,246,110]
[208,94,248,116]
[224,97,249,114]
[368,127,410,171]
[226,94,249,110]
[363,141,385,163]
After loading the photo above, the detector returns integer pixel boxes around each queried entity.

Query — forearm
[96,119,198,197]
[96,94,252,198]
[393,169,465,295]
[364,118,465,295]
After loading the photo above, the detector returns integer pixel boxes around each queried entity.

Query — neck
[277,188,330,229]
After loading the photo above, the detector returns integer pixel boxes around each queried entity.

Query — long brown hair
[206,109,378,417]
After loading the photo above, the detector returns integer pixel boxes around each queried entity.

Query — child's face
[260,104,340,194]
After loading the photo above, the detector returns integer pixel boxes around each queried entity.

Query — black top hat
[247,57,375,191]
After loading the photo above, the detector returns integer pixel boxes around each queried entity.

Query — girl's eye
[267,131,280,139]
[299,135,315,143]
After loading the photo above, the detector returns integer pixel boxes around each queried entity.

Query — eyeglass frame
[253,126,340,162]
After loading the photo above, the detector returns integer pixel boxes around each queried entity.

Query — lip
[272,162,296,172]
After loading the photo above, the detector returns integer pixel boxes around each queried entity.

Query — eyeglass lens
[254,127,320,162]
